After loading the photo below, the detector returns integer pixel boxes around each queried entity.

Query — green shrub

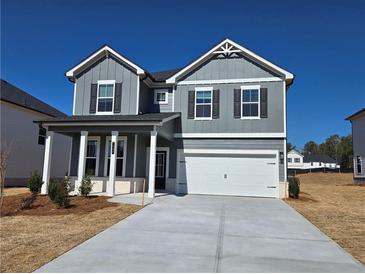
[21,171,43,209]
[48,177,71,208]
[288,176,300,199]
[79,174,93,197]
[28,171,43,194]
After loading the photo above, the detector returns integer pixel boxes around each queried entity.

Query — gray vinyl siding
[139,84,174,113]
[176,138,285,181]
[175,81,284,133]
[352,115,365,157]
[74,56,138,115]
[180,56,279,81]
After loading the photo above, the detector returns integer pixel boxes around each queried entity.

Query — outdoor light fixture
[280,152,284,164]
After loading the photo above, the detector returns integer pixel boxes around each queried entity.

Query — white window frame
[96,80,115,115]
[194,86,213,120]
[241,85,260,120]
[154,89,168,105]
[85,136,100,176]
[104,136,128,177]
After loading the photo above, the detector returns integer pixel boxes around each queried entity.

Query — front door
[155,151,166,190]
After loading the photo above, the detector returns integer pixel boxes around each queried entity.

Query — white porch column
[107,131,118,196]
[148,130,157,198]
[41,131,54,194]
[75,131,88,194]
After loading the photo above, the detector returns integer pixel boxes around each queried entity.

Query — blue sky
[2,0,365,148]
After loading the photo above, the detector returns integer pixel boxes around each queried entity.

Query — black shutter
[213,89,219,119]
[233,89,241,118]
[114,82,122,113]
[89,83,97,114]
[260,88,268,118]
[188,90,195,119]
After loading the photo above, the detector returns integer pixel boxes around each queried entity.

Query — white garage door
[178,151,279,198]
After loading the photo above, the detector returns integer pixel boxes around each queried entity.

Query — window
[294,158,300,163]
[154,89,168,104]
[288,158,292,163]
[85,138,99,176]
[104,137,127,177]
[319,162,322,166]
[97,80,115,114]
[357,156,362,174]
[195,87,212,119]
[241,85,260,119]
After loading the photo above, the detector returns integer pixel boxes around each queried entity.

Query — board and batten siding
[352,115,365,157]
[176,138,285,181]
[175,81,284,133]
[138,83,174,113]
[74,56,138,115]
[180,56,279,81]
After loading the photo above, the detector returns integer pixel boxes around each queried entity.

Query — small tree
[288,176,300,199]
[21,171,43,209]
[79,174,93,197]
[48,176,71,208]
[0,141,12,208]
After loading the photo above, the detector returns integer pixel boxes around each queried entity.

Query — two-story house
[36,38,294,198]
[346,108,365,183]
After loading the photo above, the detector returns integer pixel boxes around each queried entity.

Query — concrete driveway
[37,195,365,272]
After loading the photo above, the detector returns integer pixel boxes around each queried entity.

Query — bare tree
[0,141,12,208]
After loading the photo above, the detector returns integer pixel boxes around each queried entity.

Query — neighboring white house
[0,79,71,186]
[287,149,339,170]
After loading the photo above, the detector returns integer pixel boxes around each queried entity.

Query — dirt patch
[0,194,141,272]
[1,193,122,217]
[285,173,365,265]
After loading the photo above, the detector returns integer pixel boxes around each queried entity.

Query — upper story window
[195,87,212,120]
[154,89,168,105]
[294,158,300,163]
[241,85,260,119]
[97,80,115,114]
[288,158,292,163]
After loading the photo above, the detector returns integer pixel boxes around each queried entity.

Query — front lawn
[285,173,365,265]
[0,193,141,272]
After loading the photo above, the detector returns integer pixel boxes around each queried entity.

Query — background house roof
[303,154,337,164]
[0,79,66,117]
[345,107,365,121]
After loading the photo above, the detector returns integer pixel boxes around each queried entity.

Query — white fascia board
[66,45,144,78]
[176,77,282,86]
[182,149,279,155]
[161,113,181,124]
[42,121,161,127]
[174,133,286,138]
[166,38,294,84]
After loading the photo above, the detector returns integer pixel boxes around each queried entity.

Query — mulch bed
[1,193,119,217]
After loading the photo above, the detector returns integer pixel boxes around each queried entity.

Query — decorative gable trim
[166,38,294,84]
[66,45,145,81]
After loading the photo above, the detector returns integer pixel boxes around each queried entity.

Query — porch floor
[108,192,169,206]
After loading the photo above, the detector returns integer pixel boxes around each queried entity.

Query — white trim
[75,131,88,194]
[172,86,175,112]
[176,77,282,86]
[86,136,100,176]
[284,141,287,182]
[241,85,260,120]
[72,82,77,115]
[148,130,158,198]
[166,38,294,84]
[67,137,73,176]
[194,87,213,120]
[161,113,181,124]
[154,89,169,105]
[133,134,138,177]
[146,147,170,180]
[136,77,140,114]
[174,133,286,138]
[41,131,54,194]
[41,121,161,127]
[104,136,127,177]
[66,45,144,79]
[96,80,115,115]
[283,81,287,136]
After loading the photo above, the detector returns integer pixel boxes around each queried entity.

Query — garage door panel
[179,152,278,198]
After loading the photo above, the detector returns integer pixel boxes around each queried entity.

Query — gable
[180,55,279,82]
[167,38,294,84]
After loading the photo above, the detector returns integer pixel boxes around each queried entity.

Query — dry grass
[3,187,29,196]
[285,173,365,264]
[0,194,141,272]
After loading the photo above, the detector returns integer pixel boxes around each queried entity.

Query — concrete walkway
[37,195,365,272]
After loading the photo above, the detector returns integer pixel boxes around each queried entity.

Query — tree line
[288,134,353,169]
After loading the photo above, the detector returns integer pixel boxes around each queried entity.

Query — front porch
[36,113,180,198]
